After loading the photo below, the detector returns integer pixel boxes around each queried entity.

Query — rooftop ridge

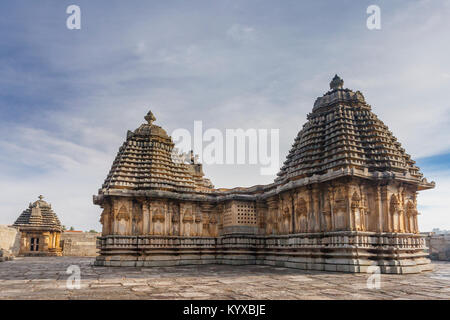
[13,196,62,231]
[276,75,427,184]
[101,110,214,193]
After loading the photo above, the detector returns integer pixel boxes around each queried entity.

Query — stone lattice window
[236,203,256,225]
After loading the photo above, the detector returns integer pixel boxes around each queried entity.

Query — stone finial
[330,74,344,90]
[38,195,44,201]
[145,110,156,125]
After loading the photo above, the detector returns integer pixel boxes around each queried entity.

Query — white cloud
[226,24,255,42]
[417,169,450,231]
[0,123,114,231]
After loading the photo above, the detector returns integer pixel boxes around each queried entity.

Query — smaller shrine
[13,195,63,256]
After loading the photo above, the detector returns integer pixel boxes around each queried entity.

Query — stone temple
[94,75,435,274]
[13,195,63,256]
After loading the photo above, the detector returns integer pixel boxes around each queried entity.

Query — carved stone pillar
[170,201,180,236]
[322,186,332,232]
[100,203,112,235]
[256,201,267,235]
[344,185,353,231]
[181,202,194,236]
[290,192,296,233]
[307,188,314,232]
[116,199,132,235]
[266,197,278,235]
[279,195,290,234]
[209,210,218,237]
[141,200,150,235]
[400,188,407,233]
[198,203,211,237]
[150,201,166,235]
[327,186,335,231]
[381,186,389,232]
[374,185,382,232]
[132,199,143,235]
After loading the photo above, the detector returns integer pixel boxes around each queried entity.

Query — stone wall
[0,225,21,259]
[425,233,450,261]
[61,232,100,256]
[95,232,432,274]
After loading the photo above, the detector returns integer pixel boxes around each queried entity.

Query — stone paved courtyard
[0,257,449,300]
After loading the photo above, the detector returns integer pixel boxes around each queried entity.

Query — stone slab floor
[0,257,449,300]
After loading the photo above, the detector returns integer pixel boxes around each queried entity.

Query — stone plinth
[95,232,432,274]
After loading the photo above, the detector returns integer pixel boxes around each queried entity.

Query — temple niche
[13,196,63,256]
[295,197,308,233]
[94,76,435,274]
[331,187,346,231]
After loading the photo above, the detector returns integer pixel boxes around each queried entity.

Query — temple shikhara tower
[94,75,435,273]
[13,196,63,256]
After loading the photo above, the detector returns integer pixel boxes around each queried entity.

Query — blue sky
[0,0,449,231]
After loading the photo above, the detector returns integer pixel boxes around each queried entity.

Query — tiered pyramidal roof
[13,195,62,231]
[276,75,429,186]
[102,111,213,193]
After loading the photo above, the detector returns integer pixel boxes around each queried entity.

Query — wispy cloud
[226,24,256,43]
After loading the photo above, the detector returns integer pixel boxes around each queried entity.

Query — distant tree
[62,225,67,231]
[88,229,97,233]
[69,226,75,231]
